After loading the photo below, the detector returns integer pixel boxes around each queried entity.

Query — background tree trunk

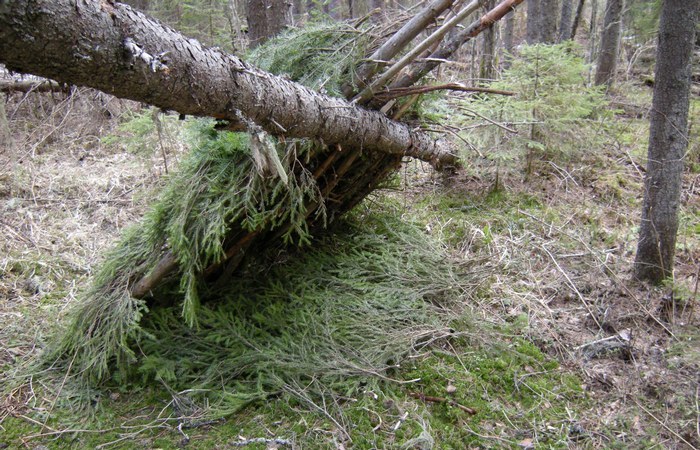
[502,9,515,68]
[587,0,599,63]
[594,0,624,86]
[570,0,585,38]
[634,0,698,284]
[246,0,291,48]
[526,0,541,43]
[538,0,559,43]
[479,0,498,82]
[558,0,573,41]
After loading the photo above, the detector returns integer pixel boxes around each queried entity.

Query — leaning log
[0,0,456,167]
[388,0,526,91]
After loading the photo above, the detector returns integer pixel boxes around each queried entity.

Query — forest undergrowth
[1,47,699,449]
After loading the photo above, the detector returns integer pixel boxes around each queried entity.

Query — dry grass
[393,105,700,447]
[0,86,181,424]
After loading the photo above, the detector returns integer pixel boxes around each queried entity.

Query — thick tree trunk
[594,0,624,86]
[558,0,573,41]
[526,0,541,43]
[503,10,516,57]
[502,9,516,70]
[479,0,498,82]
[634,0,698,284]
[0,0,455,167]
[538,0,559,43]
[246,0,291,48]
[0,0,523,299]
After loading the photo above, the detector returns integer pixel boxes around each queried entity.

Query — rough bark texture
[594,0,624,86]
[0,0,455,167]
[503,10,515,52]
[538,0,559,43]
[634,0,698,284]
[570,0,585,38]
[526,0,541,43]
[558,0,573,41]
[0,0,522,298]
[479,0,498,82]
[246,0,291,48]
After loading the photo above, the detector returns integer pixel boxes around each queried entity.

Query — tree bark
[342,0,455,97]
[594,0,624,86]
[634,0,698,284]
[0,0,456,167]
[570,0,585,38]
[479,0,498,82]
[389,0,527,91]
[246,0,291,48]
[526,0,541,43]
[587,0,599,63]
[538,0,559,43]
[558,0,573,41]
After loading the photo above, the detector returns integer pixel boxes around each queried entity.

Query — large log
[0,0,456,167]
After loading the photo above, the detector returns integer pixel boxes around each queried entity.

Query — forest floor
[1,80,699,449]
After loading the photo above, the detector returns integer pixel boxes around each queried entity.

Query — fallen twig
[408,391,477,415]
[633,398,698,450]
[375,83,515,102]
[229,437,293,447]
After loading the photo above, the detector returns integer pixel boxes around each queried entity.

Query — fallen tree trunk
[0,0,456,167]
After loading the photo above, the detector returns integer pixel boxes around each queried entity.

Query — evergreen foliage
[131,213,474,415]
[249,21,372,97]
[458,43,608,175]
[46,121,325,381]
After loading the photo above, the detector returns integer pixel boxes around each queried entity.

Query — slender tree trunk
[390,0,527,91]
[0,96,10,147]
[246,0,291,48]
[342,0,455,97]
[594,0,624,86]
[479,0,498,82]
[570,0,585,38]
[634,0,698,284]
[226,0,246,51]
[526,0,541,43]
[587,0,599,63]
[558,0,573,41]
[0,0,455,166]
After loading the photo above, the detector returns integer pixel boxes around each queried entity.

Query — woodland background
[0,0,699,448]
